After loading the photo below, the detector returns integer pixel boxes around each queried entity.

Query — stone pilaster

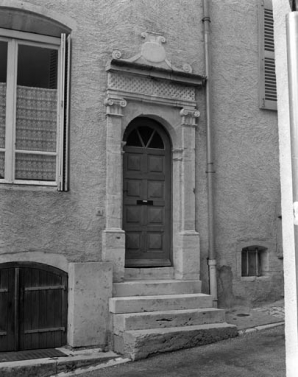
[176,108,201,279]
[102,97,127,282]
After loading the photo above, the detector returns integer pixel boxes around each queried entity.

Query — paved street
[79,326,285,377]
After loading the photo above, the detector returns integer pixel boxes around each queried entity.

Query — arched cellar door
[0,262,67,352]
[123,118,172,267]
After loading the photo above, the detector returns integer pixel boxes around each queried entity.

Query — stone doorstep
[113,279,202,297]
[0,351,120,377]
[109,293,213,313]
[114,323,238,360]
[113,308,226,333]
[124,267,175,281]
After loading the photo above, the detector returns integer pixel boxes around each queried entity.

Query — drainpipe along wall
[202,0,217,307]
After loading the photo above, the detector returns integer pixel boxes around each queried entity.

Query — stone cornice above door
[106,32,205,108]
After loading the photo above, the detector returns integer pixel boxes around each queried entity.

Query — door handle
[137,200,153,205]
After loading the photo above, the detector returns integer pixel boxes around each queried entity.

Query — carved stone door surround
[102,33,205,282]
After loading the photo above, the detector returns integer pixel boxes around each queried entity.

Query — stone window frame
[236,240,271,281]
[102,57,206,282]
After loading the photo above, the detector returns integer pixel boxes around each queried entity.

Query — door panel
[0,268,15,352]
[123,119,171,267]
[0,263,67,352]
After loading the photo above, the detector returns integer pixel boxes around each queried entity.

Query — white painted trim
[1,33,62,187]
[57,33,66,191]
[4,39,17,183]
[0,179,56,186]
[0,27,60,45]
[15,150,57,156]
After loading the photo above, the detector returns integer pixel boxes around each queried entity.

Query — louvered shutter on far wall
[259,0,277,111]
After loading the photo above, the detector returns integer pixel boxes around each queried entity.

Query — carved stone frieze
[112,31,192,73]
[108,73,196,102]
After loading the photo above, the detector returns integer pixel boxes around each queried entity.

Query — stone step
[124,267,174,281]
[109,293,213,314]
[113,308,226,334]
[113,323,238,360]
[113,280,201,297]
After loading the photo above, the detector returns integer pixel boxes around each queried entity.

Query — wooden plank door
[123,118,171,267]
[0,267,15,352]
[0,263,67,352]
[19,265,67,350]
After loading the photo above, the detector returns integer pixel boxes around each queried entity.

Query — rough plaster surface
[0,0,283,308]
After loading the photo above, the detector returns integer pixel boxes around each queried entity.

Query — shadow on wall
[217,265,246,309]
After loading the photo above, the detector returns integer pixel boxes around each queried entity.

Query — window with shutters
[0,28,70,190]
[259,0,277,111]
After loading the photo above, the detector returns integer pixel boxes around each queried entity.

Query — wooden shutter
[57,33,71,191]
[259,0,277,110]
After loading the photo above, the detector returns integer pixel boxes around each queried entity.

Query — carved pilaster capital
[104,97,127,116]
[180,108,200,126]
[172,148,183,161]
[121,141,127,154]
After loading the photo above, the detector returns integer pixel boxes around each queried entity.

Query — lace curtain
[15,85,57,181]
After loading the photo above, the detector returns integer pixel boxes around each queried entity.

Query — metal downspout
[202,0,217,307]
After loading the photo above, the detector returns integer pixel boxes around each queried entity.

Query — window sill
[240,275,270,282]
[0,182,58,192]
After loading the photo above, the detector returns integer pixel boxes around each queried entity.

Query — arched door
[0,262,67,352]
[123,118,172,267]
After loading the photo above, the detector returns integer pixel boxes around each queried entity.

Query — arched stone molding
[0,251,69,272]
[0,0,76,35]
[103,40,205,282]
[122,111,179,150]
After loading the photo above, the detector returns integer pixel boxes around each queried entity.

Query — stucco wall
[0,0,283,306]
[209,0,283,306]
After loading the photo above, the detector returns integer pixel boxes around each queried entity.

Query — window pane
[148,132,164,149]
[0,41,7,150]
[138,126,153,147]
[15,153,56,181]
[16,45,58,158]
[126,129,142,147]
[17,45,58,89]
[16,86,57,152]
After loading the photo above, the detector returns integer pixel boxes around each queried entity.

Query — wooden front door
[123,118,172,267]
[0,263,67,352]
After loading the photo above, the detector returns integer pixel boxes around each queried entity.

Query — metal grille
[0,348,67,362]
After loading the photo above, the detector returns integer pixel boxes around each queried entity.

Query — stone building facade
[0,0,283,355]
